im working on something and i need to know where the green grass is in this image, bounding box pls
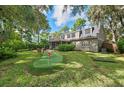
[0,50,124,86]
[28,52,64,75]
[33,52,63,67]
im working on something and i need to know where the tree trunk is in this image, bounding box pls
[20,29,23,40]
[109,18,118,53]
[120,16,124,27]
[111,29,118,53]
[111,30,116,42]
[108,18,117,43]
[38,30,40,44]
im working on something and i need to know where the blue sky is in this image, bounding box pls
[45,6,90,32]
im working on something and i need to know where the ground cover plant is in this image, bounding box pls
[58,44,75,51]
[117,38,124,53]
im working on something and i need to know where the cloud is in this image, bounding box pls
[52,5,88,27]
[52,5,71,26]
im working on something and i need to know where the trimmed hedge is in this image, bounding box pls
[117,38,124,53]
[58,44,75,51]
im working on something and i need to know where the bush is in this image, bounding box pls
[27,42,37,50]
[58,44,75,51]
[27,40,49,50]
[2,40,27,51]
[27,43,43,50]
[117,38,124,53]
[106,48,114,53]
[0,46,17,60]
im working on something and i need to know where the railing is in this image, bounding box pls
[49,35,98,42]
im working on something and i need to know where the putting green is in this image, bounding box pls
[33,51,63,68]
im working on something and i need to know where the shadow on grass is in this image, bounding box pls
[27,64,65,76]
[86,52,124,64]
[83,52,124,86]
[91,57,117,63]
[2,51,124,86]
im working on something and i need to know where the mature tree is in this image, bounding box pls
[0,6,35,43]
[40,31,49,40]
[52,32,61,40]
[0,5,91,45]
[88,5,124,42]
[34,12,50,44]
[0,5,51,45]
[72,18,86,31]
[59,25,69,33]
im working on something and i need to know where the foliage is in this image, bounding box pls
[58,44,75,51]
[40,39,49,48]
[26,42,36,50]
[88,6,124,42]
[50,32,61,40]
[2,40,27,51]
[72,18,86,31]
[39,32,49,48]
[0,5,51,59]
[117,38,124,53]
[27,39,49,50]
[59,25,69,33]
[0,46,16,60]
[106,48,114,53]
[0,5,50,44]
[27,43,41,50]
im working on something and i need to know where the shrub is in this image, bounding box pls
[27,40,49,50]
[0,46,17,60]
[27,42,37,50]
[117,38,124,53]
[106,48,114,53]
[58,44,75,51]
[2,40,27,51]
[27,43,44,50]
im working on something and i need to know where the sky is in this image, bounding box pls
[44,5,90,32]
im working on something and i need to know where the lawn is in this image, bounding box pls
[0,50,124,86]
[28,51,64,75]
[33,51,63,68]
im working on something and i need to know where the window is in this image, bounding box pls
[67,34,70,38]
[85,29,90,34]
[82,42,84,47]
[92,27,94,33]
[84,42,86,46]
[61,34,65,39]
[72,33,75,37]
[49,36,52,40]
[79,31,82,37]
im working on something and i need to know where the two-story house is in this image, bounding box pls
[49,26,105,52]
